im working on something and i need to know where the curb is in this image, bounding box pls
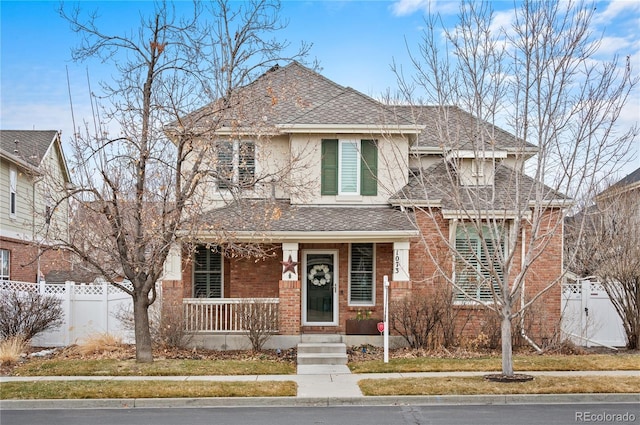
[2,393,639,410]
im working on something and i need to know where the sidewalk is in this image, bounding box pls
[1,367,638,409]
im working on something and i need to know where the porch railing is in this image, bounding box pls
[183,298,279,333]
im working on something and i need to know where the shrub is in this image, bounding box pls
[114,298,191,349]
[390,289,449,350]
[0,290,64,340]
[0,335,28,365]
[76,333,123,356]
[157,299,191,348]
[239,300,278,351]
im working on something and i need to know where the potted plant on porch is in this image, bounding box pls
[345,310,381,335]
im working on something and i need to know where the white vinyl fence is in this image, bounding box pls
[1,280,140,347]
[561,278,627,348]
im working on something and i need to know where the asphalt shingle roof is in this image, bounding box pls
[199,200,417,233]
[0,130,59,167]
[390,162,568,210]
[392,105,536,152]
[171,62,411,133]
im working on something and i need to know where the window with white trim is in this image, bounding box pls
[321,139,377,196]
[216,140,255,190]
[349,243,375,304]
[193,246,223,298]
[339,140,360,194]
[9,165,17,217]
[0,249,9,280]
[454,224,504,302]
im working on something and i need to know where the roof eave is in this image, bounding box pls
[388,198,443,208]
[527,199,574,209]
[0,150,41,175]
[196,230,419,243]
[276,124,425,135]
[442,209,533,220]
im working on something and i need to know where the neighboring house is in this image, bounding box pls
[162,62,566,348]
[0,130,72,283]
[596,166,640,215]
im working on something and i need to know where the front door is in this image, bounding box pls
[303,251,338,326]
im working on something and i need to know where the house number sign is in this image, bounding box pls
[392,242,410,282]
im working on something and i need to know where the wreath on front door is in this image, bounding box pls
[308,264,331,286]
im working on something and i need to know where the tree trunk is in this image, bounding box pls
[501,310,514,376]
[133,294,153,363]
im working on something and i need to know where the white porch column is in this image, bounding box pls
[392,241,410,282]
[281,242,300,281]
[162,243,182,281]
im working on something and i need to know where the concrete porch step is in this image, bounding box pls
[296,340,348,366]
[297,342,346,354]
[300,334,344,343]
[297,352,348,365]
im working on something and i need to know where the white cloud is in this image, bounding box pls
[593,0,640,25]
[391,0,458,17]
[489,8,517,41]
[596,35,635,56]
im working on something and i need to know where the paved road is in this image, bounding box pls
[2,403,638,425]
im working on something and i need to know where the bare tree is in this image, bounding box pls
[567,175,640,349]
[391,1,637,376]
[49,0,310,362]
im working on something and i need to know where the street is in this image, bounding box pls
[2,403,638,425]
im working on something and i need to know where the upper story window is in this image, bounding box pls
[193,245,223,298]
[471,159,485,177]
[9,165,17,218]
[321,139,377,196]
[0,249,9,280]
[216,140,255,190]
[454,224,505,302]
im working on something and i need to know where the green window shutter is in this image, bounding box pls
[321,139,338,195]
[360,139,378,196]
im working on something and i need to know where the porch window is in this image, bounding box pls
[217,140,255,189]
[321,139,377,196]
[0,249,9,280]
[193,246,222,298]
[349,243,375,304]
[454,224,504,302]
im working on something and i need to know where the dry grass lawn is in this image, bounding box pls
[359,376,640,396]
[349,354,640,374]
[1,380,296,399]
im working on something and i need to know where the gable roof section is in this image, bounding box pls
[1,130,57,167]
[168,62,418,136]
[389,162,569,213]
[0,130,71,184]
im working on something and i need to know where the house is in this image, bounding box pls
[161,62,567,349]
[0,130,72,283]
[597,166,640,212]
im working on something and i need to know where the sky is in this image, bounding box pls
[1,0,639,177]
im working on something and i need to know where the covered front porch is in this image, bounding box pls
[162,203,418,348]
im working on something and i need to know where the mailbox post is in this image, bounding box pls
[383,275,389,363]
